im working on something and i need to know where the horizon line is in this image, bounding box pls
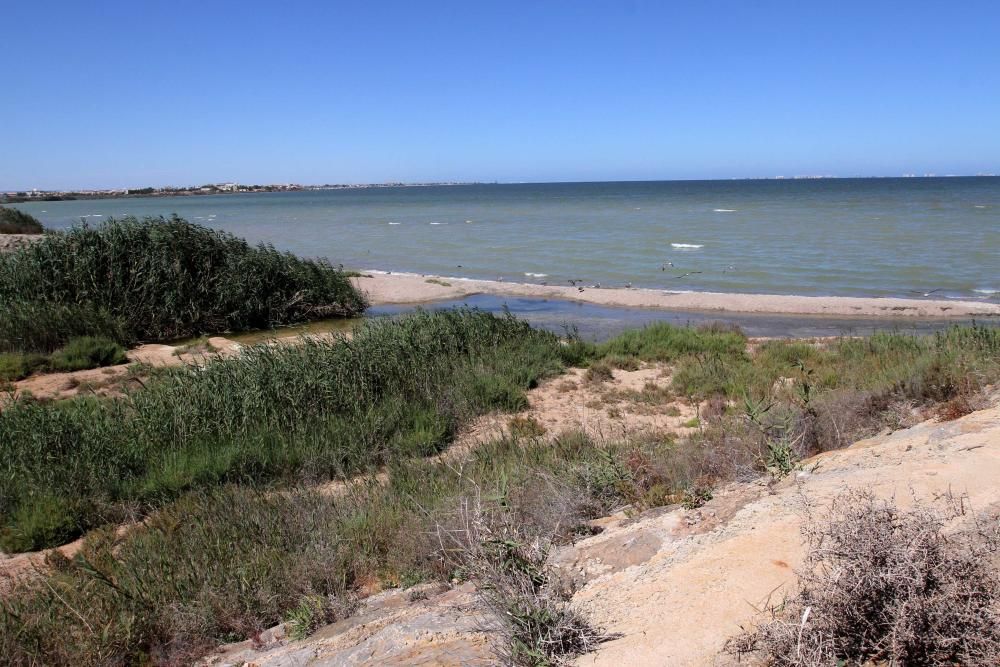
[4,172,999,195]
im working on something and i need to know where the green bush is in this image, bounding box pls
[48,336,127,372]
[0,206,44,234]
[0,215,366,352]
[0,352,49,382]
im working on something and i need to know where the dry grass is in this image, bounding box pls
[435,494,615,666]
[726,489,1000,665]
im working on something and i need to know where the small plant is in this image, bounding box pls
[284,595,327,641]
[681,416,700,428]
[437,498,614,666]
[425,277,452,287]
[509,416,547,438]
[682,484,713,510]
[585,361,614,384]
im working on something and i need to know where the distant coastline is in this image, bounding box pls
[1,181,481,204]
[5,174,998,204]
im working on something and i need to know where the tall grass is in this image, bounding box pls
[0,431,633,666]
[0,215,366,353]
[0,309,567,551]
[0,206,43,234]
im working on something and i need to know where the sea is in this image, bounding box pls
[12,177,999,300]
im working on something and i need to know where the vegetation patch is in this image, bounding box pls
[0,432,649,665]
[0,309,566,551]
[727,490,1000,665]
[0,337,127,382]
[0,215,366,354]
[0,206,44,234]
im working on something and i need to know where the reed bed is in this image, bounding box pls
[0,206,44,235]
[0,215,366,353]
[0,309,566,552]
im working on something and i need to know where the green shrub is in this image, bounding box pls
[48,336,127,372]
[0,215,366,352]
[0,352,48,382]
[0,206,44,234]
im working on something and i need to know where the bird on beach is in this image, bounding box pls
[578,286,585,292]
[722,265,735,273]
[625,281,632,288]
[592,283,601,289]
[909,288,942,297]
[672,271,703,279]
[660,262,674,271]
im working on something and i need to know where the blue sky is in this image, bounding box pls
[3,1,999,189]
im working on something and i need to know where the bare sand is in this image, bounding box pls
[353,272,1000,319]
[0,234,40,253]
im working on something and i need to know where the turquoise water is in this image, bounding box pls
[12,178,999,299]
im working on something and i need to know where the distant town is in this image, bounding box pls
[3,174,997,204]
[0,182,477,203]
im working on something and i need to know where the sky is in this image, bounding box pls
[3,1,999,190]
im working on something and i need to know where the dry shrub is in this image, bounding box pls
[727,489,1000,665]
[585,361,614,384]
[436,495,613,665]
[935,392,988,422]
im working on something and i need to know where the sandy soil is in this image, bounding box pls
[5,337,242,403]
[353,272,1000,318]
[568,395,1000,666]
[0,234,41,253]
[452,364,698,448]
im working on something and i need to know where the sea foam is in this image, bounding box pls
[713,208,736,212]
[671,243,704,249]
[524,272,548,278]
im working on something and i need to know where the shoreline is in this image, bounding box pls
[353,272,1000,319]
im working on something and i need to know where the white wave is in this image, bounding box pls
[465,220,473,223]
[713,208,736,212]
[81,214,104,218]
[524,272,548,278]
[429,222,448,225]
[40,210,46,213]
[387,222,402,225]
[973,288,998,295]
[671,243,704,249]
[974,205,987,209]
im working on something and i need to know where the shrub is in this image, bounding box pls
[0,206,44,234]
[726,490,1000,665]
[48,336,127,372]
[0,215,366,351]
[0,352,48,382]
[435,496,613,665]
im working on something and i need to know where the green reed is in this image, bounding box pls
[0,215,367,353]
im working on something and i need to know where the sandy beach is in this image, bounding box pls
[353,272,1000,319]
